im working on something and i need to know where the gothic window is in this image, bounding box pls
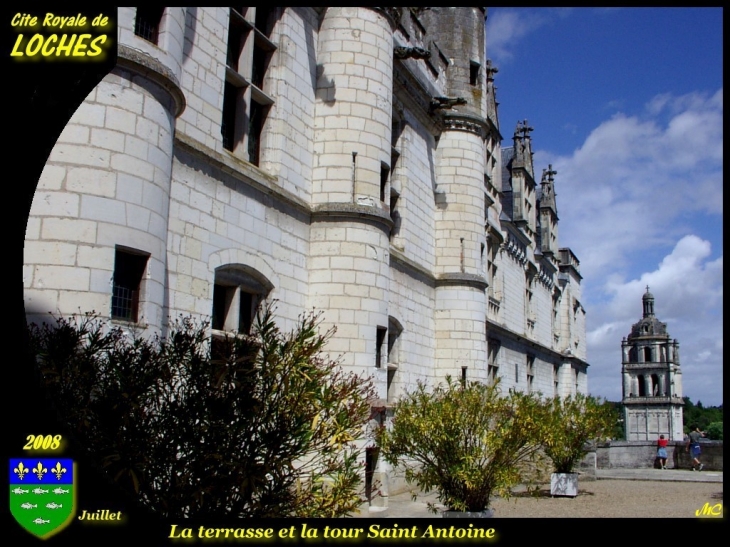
[389,116,404,241]
[111,247,149,322]
[526,354,535,393]
[487,236,500,299]
[222,7,277,165]
[637,374,646,397]
[487,338,500,384]
[553,364,559,396]
[525,272,535,329]
[134,7,164,44]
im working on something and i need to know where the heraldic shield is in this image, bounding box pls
[10,458,75,539]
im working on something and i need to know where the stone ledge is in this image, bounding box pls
[117,45,186,117]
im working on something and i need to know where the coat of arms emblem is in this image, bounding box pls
[10,458,75,539]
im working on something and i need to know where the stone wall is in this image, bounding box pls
[591,440,723,471]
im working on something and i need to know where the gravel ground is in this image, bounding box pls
[358,478,723,519]
[487,480,722,518]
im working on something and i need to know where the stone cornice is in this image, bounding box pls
[390,249,436,287]
[441,113,490,140]
[435,273,488,291]
[174,132,310,216]
[312,202,394,233]
[487,319,590,369]
[117,44,186,117]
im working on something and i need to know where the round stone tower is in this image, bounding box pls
[308,7,397,396]
[24,8,186,334]
[419,7,489,380]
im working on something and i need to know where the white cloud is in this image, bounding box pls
[585,235,723,405]
[534,88,723,281]
[486,9,553,62]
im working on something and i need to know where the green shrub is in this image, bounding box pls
[27,303,375,518]
[705,422,723,440]
[377,378,546,513]
[541,394,616,473]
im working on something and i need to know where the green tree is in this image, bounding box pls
[27,304,375,518]
[541,394,616,473]
[683,397,723,433]
[377,378,546,513]
[705,422,723,440]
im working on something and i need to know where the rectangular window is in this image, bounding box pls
[111,248,149,322]
[380,163,390,203]
[470,60,481,86]
[222,7,277,165]
[527,354,535,393]
[212,285,258,334]
[134,7,165,44]
[487,338,500,385]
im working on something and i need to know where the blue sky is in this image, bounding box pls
[486,8,723,406]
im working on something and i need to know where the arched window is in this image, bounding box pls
[211,264,273,334]
[651,374,660,396]
[628,346,638,363]
[637,375,646,397]
[643,346,653,363]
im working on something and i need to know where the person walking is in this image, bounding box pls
[656,434,669,469]
[686,426,705,471]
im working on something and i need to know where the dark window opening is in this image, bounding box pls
[226,17,246,70]
[222,81,241,152]
[111,248,149,322]
[255,7,274,37]
[387,368,396,402]
[247,100,268,166]
[376,326,387,368]
[251,45,270,89]
[643,346,653,362]
[638,375,646,397]
[134,7,164,44]
[380,164,390,203]
[461,366,467,386]
[469,61,480,86]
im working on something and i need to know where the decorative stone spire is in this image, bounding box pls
[485,59,499,130]
[511,119,535,178]
[539,163,558,214]
[642,285,655,317]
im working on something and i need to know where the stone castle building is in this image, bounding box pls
[23,7,589,492]
[621,288,684,441]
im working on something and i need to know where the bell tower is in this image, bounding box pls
[621,287,684,441]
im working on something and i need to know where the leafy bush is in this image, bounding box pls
[377,378,546,513]
[705,421,723,440]
[27,304,375,518]
[541,394,616,473]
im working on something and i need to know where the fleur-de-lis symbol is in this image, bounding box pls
[52,462,67,480]
[14,462,29,480]
[32,462,48,480]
